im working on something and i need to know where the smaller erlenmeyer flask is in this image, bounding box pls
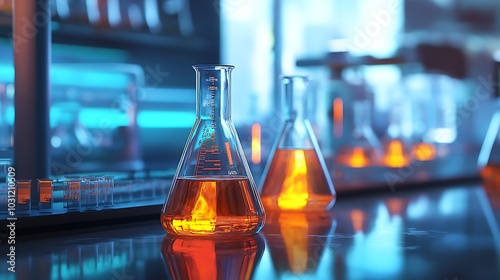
[336,99,382,168]
[380,94,411,168]
[260,76,336,211]
[161,65,265,236]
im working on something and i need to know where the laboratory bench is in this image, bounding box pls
[1,179,499,280]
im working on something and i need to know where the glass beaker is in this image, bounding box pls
[260,76,336,211]
[161,65,265,236]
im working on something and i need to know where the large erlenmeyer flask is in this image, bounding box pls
[260,76,336,211]
[161,65,265,236]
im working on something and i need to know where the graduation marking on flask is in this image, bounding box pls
[225,141,234,168]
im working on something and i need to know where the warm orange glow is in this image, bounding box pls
[351,209,365,233]
[171,239,216,279]
[482,164,500,209]
[279,213,308,273]
[163,236,263,280]
[344,146,369,168]
[333,98,343,138]
[16,181,31,205]
[251,123,261,164]
[386,198,404,217]
[277,150,309,210]
[171,181,216,232]
[383,140,410,167]
[412,142,436,161]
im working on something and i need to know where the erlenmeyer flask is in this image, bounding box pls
[161,65,265,236]
[336,99,382,168]
[260,76,336,211]
[380,94,411,168]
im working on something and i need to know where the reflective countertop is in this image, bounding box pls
[2,181,500,280]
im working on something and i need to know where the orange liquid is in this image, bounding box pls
[260,149,335,211]
[382,139,410,167]
[481,164,500,209]
[337,146,377,168]
[481,164,500,184]
[162,235,264,280]
[412,142,436,161]
[262,211,333,274]
[161,177,265,236]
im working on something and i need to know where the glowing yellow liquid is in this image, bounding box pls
[161,177,265,236]
[260,149,335,211]
[337,146,377,168]
[383,140,410,167]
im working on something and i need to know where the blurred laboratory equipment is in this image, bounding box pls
[262,211,335,277]
[50,63,144,175]
[161,65,265,236]
[161,234,265,280]
[336,88,382,168]
[37,179,54,213]
[0,82,12,150]
[380,85,412,168]
[0,182,6,215]
[260,76,336,211]
[412,44,467,146]
[62,174,114,212]
[16,180,32,214]
[478,106,500,182]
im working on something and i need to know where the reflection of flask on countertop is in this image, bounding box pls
[262,211,335,275]
[260,76,336,212]
[161,65,265,236]
[161,234,265,280]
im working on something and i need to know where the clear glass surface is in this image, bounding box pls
[260,76,336,211]
[161,65,265,236]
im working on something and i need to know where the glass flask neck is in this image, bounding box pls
[194,65,234,121]
[283,76,309,122]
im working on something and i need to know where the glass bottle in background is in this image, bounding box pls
[260,76,336,211]
[161,65,265,236]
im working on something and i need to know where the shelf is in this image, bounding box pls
[0,18,211,51]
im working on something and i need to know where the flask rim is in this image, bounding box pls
[280,75,309,81]
[192,64,235,70]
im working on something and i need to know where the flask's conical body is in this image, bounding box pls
[260,76,336,211]
[161,65,265,236]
